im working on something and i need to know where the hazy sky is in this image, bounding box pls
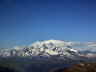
[0,0,96,48]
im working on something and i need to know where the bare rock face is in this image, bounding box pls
[49,63,96,72]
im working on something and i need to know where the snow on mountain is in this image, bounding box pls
[0,40,81,60]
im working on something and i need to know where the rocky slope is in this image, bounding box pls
[49,63,96,72]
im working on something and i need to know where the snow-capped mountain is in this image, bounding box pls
[0,40,80,60]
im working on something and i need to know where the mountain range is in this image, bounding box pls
[0,40,96,61]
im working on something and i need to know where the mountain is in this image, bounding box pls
[0,40,82,60]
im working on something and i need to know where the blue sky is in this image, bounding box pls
[0,0,96,48]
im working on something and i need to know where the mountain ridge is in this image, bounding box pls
[0,40,80,60]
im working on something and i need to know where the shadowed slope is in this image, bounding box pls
[50,63,96,72]
[0,66,15,72]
